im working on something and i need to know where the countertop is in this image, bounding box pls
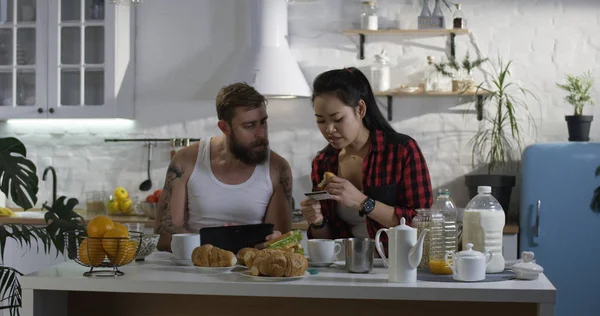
[21,251,555,303]
[0,209,518,233]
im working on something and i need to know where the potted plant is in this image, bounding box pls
[435,51,488,92]
[0,137,84,316]
[464,57,538,214]
[556,71,595,141]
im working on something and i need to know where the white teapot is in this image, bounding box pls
[445,243,492,282]
[375,217,428,283]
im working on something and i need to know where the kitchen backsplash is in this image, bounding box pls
[1,0,599,221]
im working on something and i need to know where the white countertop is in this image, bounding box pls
[21,252,555,304]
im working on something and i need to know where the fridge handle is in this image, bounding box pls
[534,200,541,239]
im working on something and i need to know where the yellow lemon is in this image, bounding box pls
[107,199,120,214]
[113,187,129,201]
[87,215,115,238]
[119,199,133,214]
[102,228,129,258]
[78,238,105,267]
[113,222,130,236]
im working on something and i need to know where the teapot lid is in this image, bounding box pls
[455,243,486,259]
[391,217,413,231]
[512,251,544,274]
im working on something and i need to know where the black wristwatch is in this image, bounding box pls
[310,218,327,229]
[358,197,376,217]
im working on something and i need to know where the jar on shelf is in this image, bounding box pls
[371,49,390,92]
[412,208,435,269]
[360,1,378,31]
[453,3,466,29]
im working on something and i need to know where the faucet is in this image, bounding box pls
[42,166,57,207]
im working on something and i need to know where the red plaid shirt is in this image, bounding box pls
[307,129,433,250]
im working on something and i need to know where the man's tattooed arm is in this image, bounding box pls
[279,161,293,210]
[155,160,189,251]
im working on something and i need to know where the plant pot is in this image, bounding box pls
[464,174,516,214]
[565,115,593,142]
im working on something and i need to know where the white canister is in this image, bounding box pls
[371,50,390,92]
[445,243,492,282]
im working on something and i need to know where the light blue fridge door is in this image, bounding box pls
[520,142,600,316]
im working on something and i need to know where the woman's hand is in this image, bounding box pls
[325,176,367,210]
[300,198,323,225]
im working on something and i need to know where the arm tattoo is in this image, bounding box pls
[157,161,186,235]
[279,163,293,209]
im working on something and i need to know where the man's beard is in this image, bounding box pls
[228,132,269,165]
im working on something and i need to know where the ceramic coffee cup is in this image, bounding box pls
[171,233,200,260]
[334,238,346,261]
[307,239,341,263]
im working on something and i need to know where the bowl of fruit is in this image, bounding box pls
[65,215,143,276]
[140,189,162,219]
[106,187,137,216]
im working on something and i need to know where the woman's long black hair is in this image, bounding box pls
[311,67,397,135]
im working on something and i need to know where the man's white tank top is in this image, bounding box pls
[186,137,273,232]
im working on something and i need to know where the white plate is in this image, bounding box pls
[334,258,387,269]
[194,266,235,274]
[170,258,193,266]
[238,271,310,281]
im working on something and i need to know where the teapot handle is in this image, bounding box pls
[375,228,389,268]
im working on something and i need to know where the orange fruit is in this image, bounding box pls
[87,216,115,238]
[113,222,130,236]
[102,228,129,258]
[78,238,105,267]
[108,240,138,265]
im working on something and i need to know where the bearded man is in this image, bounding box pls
[154,83,293,252]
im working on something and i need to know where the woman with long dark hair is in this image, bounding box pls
[300,67,433,244]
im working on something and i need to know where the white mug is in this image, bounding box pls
[445,243,493,282]
[334,238,346,261]
[171,233,200,260]
[307,239,341,263]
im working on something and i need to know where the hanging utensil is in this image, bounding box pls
[139,143,153,191]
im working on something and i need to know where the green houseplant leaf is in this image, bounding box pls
[0,266,22,315]
[45,196,87,256]
[0,137,38,210]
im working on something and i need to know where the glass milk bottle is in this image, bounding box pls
[371,50,390,92]
[428,189,457,274]
[462,186,505,273]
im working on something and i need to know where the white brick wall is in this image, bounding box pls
[1,0,599,221]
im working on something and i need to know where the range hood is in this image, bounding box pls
[227,0,311,99]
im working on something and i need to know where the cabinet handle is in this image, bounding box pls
[37,108,44,113]
[534,200,541,238]
[49,108,55,114]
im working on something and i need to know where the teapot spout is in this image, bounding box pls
[408,228,429,269]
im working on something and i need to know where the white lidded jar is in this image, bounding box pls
[360,1,378,30]
[462,186,505,273]
[371,50,390,92]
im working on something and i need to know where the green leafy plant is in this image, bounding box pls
[435,52,488,78]
[0,137,85,316]
[556,71,595,116]
[469,57,538,173]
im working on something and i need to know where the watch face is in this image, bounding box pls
[365,198,375,212]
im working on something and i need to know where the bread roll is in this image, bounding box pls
[317,171,336,190]
[237,247,256,266]
[250,250,308,277]
[191,244,237,267]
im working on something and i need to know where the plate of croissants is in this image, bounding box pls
[234,231,309,281]
[191,244,238,273]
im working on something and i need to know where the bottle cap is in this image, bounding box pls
[477,186,491,194]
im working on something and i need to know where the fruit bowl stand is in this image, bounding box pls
[64,230,143,277]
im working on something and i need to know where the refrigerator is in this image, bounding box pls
[520,142,600,316]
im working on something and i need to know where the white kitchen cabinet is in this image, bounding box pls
[0,0,135,119]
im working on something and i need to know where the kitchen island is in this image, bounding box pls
[21,252,555,316]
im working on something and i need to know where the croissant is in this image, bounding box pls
[191,244,237,267]
[244,248,278,268]
[237,247,257,266]
[250,250,308,277]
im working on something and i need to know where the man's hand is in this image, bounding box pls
[254,230,282,249]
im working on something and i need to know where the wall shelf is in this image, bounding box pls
[341,28,470,60]
[374,89,489,121]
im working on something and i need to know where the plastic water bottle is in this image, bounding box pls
[428,189,457,274]
[463,186,506,273]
